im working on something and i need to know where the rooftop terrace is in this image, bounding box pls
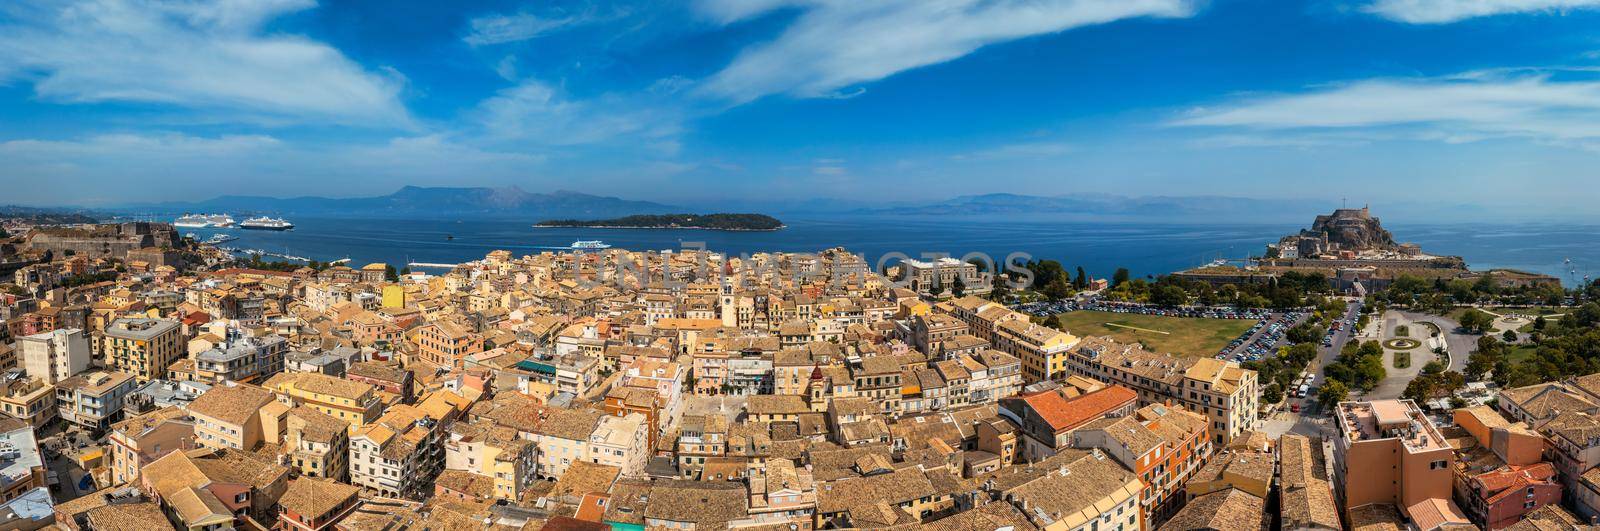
[1337,400,1447,453]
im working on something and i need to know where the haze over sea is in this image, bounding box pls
[180,216,1599,288]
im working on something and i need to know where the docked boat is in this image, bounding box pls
[240,216,295,231]
[174,214,211,228]
[203,234,238,245]
[570,240,611,249]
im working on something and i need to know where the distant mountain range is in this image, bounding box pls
[113,186,679,220]
[76,186,1498,224]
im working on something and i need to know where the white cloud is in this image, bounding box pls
[1173,72,1600,145]
[0,0,410,126]
[476,79,684,148]
[697,0,1196,103]
[1365,0,1600,23]
[464,12,581,46]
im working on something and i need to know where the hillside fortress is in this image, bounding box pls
[1173,207,1557,293]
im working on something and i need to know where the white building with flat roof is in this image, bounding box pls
[18,328,91,385]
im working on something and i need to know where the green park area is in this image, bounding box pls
[1053,310,1255,358]
[1505,344,1539,365]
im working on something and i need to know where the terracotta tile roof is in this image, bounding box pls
[85,501,172,530]
[1503,504,1588,531]
[1348,504,1405,531]
[1279,434,1341,530]
[288,406,348,443]
[1161,488,1264,531]
[640,480,749,526]
[186,383,275,426]
[279,477,360,518]
[1018,385,1136,432]
[266,371,374,400]
[1403,497,1471,531]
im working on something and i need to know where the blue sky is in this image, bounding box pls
[4,0,1600,215]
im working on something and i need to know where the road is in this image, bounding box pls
[1307,299,1362,390]
[1261,299,1360,439]
[1391,310,1477,374]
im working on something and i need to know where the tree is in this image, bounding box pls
[1151,285,1188,307]
[400,266,412,276]
[1458,309,1493,334]
[1112,268,1130,289]
[952,275,966,297]
[0,226,8,239]
[1421,360,1446,375]
[1026,260,1067,291]
[1501,329,1518,343]
[1263,383,1284,405]
[1534,315,1548,330]
[1040,277,1073,301]
[385,264,400,282]
[1073,266,1088,290]
[1467,335,1504,382]
[1318,380,1349,410]
[930,283,946,297]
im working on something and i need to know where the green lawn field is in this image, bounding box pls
[1053,310,1256,358]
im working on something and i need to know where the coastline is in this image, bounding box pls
[532,224,787,232]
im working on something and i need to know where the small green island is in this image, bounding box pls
[534,213,785,231]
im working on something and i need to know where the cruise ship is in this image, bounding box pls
[240,216,295,231]
[174,214,211,228]
[173,213,237,228]
[570,240,611,249]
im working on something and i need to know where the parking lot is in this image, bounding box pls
[1019,297,1305,362]
[1018,298,1274,321]
[1219,310,1307,363]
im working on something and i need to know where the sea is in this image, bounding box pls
[180,216,1600,287]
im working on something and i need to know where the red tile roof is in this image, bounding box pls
[1478,463,1559,504]
[1022,385,1137,432]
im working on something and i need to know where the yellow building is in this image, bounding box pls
[0,377,56,428]
[444,418,536,501]
[382,284,407,308]
[264,372,383,431]
[284,406,350,481]
[186,383,278,451]
[993,319,1078,383]
[101,318,182,383]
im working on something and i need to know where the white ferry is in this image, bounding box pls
[570,240,611,249]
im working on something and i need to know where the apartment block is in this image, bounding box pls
[1065,336,1259,444]
[186,382,278,451]
[101,318,183,383]
[1332,399,1469,528]
[0,377,55,428]
[999,385,1137,462]
[18,328,91,384]
[264,372,383,429]
[193,334,287,384]
[54,370,137,430]
[1072,402,1212,529]
[285,406,351,481]
[107,406,196,486]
